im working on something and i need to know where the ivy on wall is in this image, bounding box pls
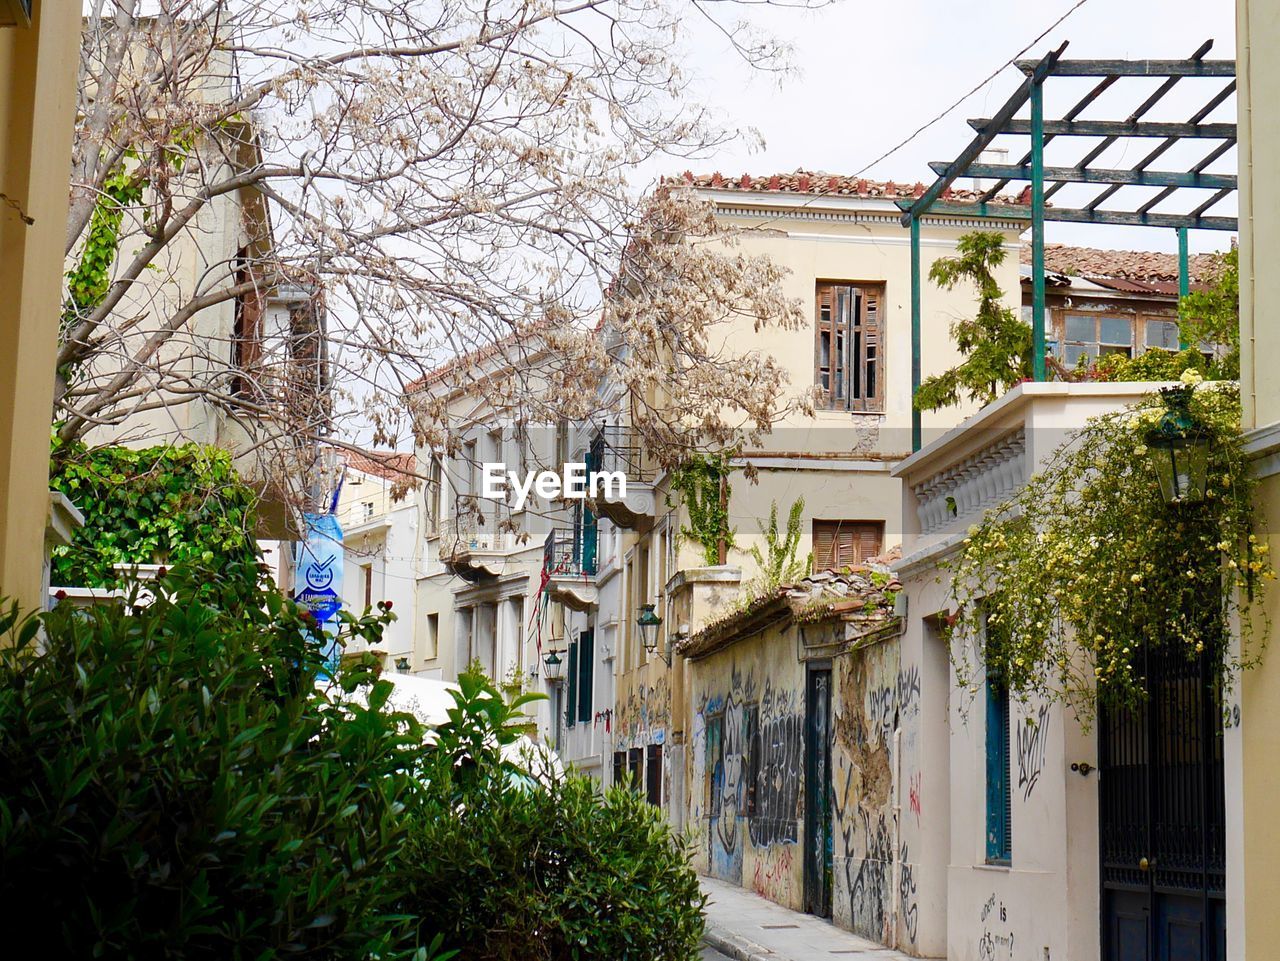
[945,376,1272,720]
[669,453,734,567]
[49,441,260,588]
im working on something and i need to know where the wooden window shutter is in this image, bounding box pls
[815,284,836,408]
[859,288,883,412]
[566,640,578,728]
[816,283,885,411]
[577,629,594,723]
[813,522,836,572]
[812,521,884,571]
[613,750,626,786]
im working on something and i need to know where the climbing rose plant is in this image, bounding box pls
[946,374,1272,719]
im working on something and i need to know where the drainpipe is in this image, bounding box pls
[891,721,902,950]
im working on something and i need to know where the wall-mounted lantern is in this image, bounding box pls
[543,649,565,683]
[637,603,671,665]
[1146,385,1210,505]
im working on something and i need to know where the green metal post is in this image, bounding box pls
[1031,78,1047,381]
[1177,226,1190,349]
[911,215,922,452]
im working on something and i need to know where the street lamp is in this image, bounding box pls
[637,603,670,665]
[1146,384,1210,505]
[394,656,410,673]
[543,649,565,683]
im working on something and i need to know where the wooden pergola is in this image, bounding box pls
[898,40,1238,450]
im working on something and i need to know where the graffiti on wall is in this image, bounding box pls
[832,648,924,948]
[749,678,803,847]
[752,845,795,904]
[1016,703,1051,801]
[898,842,919,945]
[616,672,670,747]
[717,689,746,855]
[978,893,1015,961]
[700,664,806,891]
[862,664,922,748]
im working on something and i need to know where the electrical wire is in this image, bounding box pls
[851,0,1093,177]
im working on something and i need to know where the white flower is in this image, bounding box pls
[1180,368,1205,386]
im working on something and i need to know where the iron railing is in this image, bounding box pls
[589,424,652,484]
[543,527,597,578]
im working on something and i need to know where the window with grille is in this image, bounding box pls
[812,520,883,572]
[646,744,663,806]
[815,283,884,412]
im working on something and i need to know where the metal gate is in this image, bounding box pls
[804,667,833,918]
[1099,643,1226,961]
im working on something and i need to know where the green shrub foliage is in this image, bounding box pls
[48,441,260,588]
[407,670,706,961]
[0,565,706,959]
[0,562,433,960]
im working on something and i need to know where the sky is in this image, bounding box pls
[658,0,1239,254]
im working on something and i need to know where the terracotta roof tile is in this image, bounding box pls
[1024,243,1225,284]
[339,449,416,481]
[671,170,1029,207]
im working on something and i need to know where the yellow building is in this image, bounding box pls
[0,1,80,611]
[1231,2,1280,957]
[607,174,1024,826]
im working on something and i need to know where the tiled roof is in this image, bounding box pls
[340,449,416,481]
[1024,243,1225,284]
[672,170,1030,206]
[677,562,900,659]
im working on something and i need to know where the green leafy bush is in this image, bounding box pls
[405,671,706,961]
[0,562,705,959]
[48,441,260,588]
[0,562,436,960]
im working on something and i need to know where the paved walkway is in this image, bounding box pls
[701,876,929,961]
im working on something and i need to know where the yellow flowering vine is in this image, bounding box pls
[947,380,1271,720]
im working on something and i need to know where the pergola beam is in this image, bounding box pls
[895,199,1236,232]
[898,43,1067,228]
[1014,58,1235,77]
[934,161,1237,191]
[970,119,1235,139]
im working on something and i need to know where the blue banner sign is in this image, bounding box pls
[296,512,344,666]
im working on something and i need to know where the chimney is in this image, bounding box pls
[972,147,1010,194]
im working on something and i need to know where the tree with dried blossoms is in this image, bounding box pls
[62,0,817,509]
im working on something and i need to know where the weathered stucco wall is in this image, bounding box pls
[688,623,807,911]
[831,634,914,946]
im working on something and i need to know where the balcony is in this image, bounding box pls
[437,512,507,581]
[542,527,598,612]
[584,425,656,529]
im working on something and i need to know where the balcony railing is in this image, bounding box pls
[437,512,505,580]
[589,424,653,482]
[544,527,597,578]
[586,425,657,528]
